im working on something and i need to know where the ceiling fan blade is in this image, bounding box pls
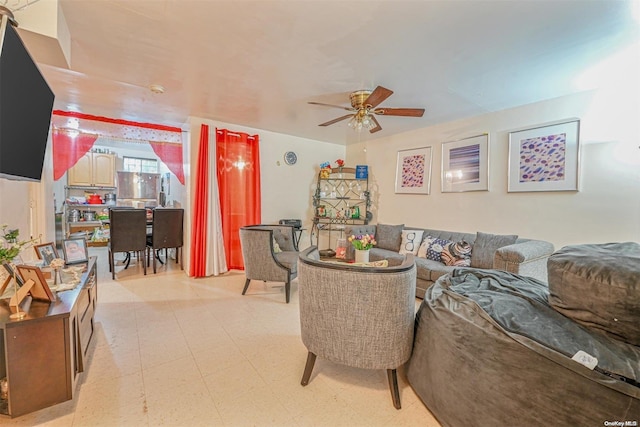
[376,108,425,117]
[319,114,353,127]
[308,101,355,112]
[369,115,382,133]
[364,86,394,108]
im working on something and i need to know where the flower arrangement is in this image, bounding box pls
[335,159,345,168]
[348,234,377,251]
[0,225,33,264]
[50,258,65,270]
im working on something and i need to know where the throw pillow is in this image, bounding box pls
[399,229,424,255]
[375,224,405,252]
[273,229,292,252]
[470,232,518,269]
[441,240,473,267]
[418,236,452,262]
[272,238,282,253]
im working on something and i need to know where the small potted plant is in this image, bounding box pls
[348,233,376,263]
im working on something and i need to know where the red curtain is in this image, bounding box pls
[189,124,210,277]
[52,111,185,184]
[52,129,98,180]
[216,128,261,270]
[149,141,186,185]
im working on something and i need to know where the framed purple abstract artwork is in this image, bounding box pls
[441,133,489,193]
[395,146,432,194]
[508,119,580,192]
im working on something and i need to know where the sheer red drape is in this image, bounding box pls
[148,142,185,185]
[52,129,98,180]
[189,124,210,277]
[216,128,261,270]
[52,111,185,184]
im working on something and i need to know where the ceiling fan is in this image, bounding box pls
[308,86,425,133]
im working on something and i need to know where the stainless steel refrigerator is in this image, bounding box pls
[116,171,160,207]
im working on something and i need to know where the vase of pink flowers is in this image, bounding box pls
[348,233,376,263]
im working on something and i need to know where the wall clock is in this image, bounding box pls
[284,151,297,165]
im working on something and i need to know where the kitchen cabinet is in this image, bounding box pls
[311,167,370,255]
[0,258,97,418]
[67,152,115,187]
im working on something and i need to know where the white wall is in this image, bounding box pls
[0,132,54,263]
[347,88,640,249]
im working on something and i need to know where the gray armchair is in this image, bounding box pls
[239,224,299,303]
[297,246,417,409]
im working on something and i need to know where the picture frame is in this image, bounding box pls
[441,133,489,192]
[395,146,433,194]
[508,119,580,192]
[1,262,24,295]
[2,262,24,286]
[34,242,59,266]
[16,265,55,302]
[62,238,89,264]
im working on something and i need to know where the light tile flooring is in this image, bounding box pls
[2,247,441,427]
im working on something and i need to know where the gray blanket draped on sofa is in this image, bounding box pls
[407,268,640,426]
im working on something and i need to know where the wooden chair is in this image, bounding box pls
[108,208,147,279]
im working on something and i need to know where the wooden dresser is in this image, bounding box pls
[0,257,97,418]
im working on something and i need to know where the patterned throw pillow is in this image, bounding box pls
[399,230,425,255]
[441,241,473,267]
[417,236,453,262]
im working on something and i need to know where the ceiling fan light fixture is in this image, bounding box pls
[310,85,424,133]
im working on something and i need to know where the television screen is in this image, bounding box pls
[0,14,55,181]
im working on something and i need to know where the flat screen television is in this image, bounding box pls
[0,13,55,181]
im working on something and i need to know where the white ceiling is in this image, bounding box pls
[20,0,640,144]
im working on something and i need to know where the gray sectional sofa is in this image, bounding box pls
[346,223,555,298]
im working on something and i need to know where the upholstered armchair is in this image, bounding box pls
[239,224,299,303]
[297,246,417,409]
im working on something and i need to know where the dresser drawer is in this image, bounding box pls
[77,288,90,318]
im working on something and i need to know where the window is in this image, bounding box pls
[123,156,158,173]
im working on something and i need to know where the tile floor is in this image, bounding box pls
[1,248,441,427]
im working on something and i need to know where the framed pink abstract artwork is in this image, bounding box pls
[395,146,432,194]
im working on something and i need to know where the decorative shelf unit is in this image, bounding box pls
[311,167,370,254]
[63,186,116,246]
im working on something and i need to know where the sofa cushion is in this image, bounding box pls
[399,229,424,255]
[414,257,455,282]
[375,224,404,252]
[547,242,640,346]
[442,241,472,267]
[470,232,518,269]
[418,236,452,262]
